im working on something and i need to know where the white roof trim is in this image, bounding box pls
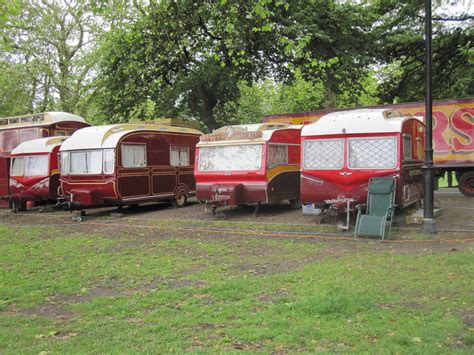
[60,123,202,151]
[11,136,68,154]
[302,109,422,136]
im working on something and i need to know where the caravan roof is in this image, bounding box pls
[302,109,422,136]
[11,136,68,154]
[60,123,202,151]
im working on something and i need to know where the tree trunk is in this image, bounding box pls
[188,91,220,131]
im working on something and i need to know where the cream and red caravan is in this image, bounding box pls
[195,123,301,214]
[9,136,67,211]
[59,123,202,210]
[301,109,425,213]
[0,112,89,207]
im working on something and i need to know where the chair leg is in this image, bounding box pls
[354,211,361,239]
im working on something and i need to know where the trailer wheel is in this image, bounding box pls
[458,172,474,197]
[172,192,188,208]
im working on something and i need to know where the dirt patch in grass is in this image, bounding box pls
[462,310,474,328]
[11,302,75,320]
[147,276,207,290]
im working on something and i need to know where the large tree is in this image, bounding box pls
[96,0,380,130]
[1,0,99,116]
[373,0,473,102]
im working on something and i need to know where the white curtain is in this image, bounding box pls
[61,152,69,174]
[103,149,115,174]
[122,145,146,168]
[70,150,103,174]
[170,146,189,167]
[25,155,49,176]
[11,157,25,176]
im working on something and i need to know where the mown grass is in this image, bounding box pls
[0,224,473,353]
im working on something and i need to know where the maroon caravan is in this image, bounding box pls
[0,112,89,207]
[194,123,301,215]
[58,123,202,212]
[9,137,67,211]
[300,109,425,222]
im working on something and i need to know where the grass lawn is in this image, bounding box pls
[0,223,473,353]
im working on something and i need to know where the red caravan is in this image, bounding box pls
[194,123,301,213]
[0,112,89,207]
[59,123,202,210]
[9,137,67,211]
[301,109,425,211]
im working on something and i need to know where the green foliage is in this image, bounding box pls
[372,0,473,102]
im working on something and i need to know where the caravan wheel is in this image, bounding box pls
[172,192,188,208]
[459,172,474,197]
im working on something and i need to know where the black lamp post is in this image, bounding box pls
[422,0,437,234]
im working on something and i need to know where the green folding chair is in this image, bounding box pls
[354,176,396,241]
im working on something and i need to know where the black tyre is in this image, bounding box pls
[458,171,474,197]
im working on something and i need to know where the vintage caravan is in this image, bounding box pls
[195,123,301,214]
[59,123,202,210]
[0,112,89,207]
[264,97,474,197]
[9,137,67,211]
[301,109,425,216]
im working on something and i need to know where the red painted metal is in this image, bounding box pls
[9,143,63,206]
[0,113,90,207]
[194,126,302,209]
[60,128,201,208]
[301,117,425,211]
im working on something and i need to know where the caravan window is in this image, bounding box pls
[170,146,189,167]
[348,137,397,169]
[25,155,48,176]
[60,152,70,174]
[198,144,263,172]
[70,150,103,174]
[267,145,288,168]
[11,157,25,176]
[11,155,48,176]
[304,139,344,170]
[403,135,412,160]
[103,149,115,174]
[121,144,146,168]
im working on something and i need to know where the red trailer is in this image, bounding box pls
[195,123,301,214]
[264,98,474,196]
[9,137,67,211]
[300,109,425,221]
[0,112,90,207]
[58,123,202,212]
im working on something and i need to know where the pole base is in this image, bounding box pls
[422,218,438,234]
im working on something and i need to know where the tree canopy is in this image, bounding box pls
[0,0,472,129]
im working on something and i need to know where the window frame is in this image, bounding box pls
[303,138,345,170]
[197,144,264,172]
[403,134,412,160]
[68,149,104,175]
[170,145,190,167]
[103,149,115,174]
[121,143,147,168]
[347,136,398,170]
[10,156,25,177]
[24,155,49,177]
[267,144,289,169]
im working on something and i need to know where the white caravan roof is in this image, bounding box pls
[60,123,202,151]
[301,109,423,136]
[11,136,68,155]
